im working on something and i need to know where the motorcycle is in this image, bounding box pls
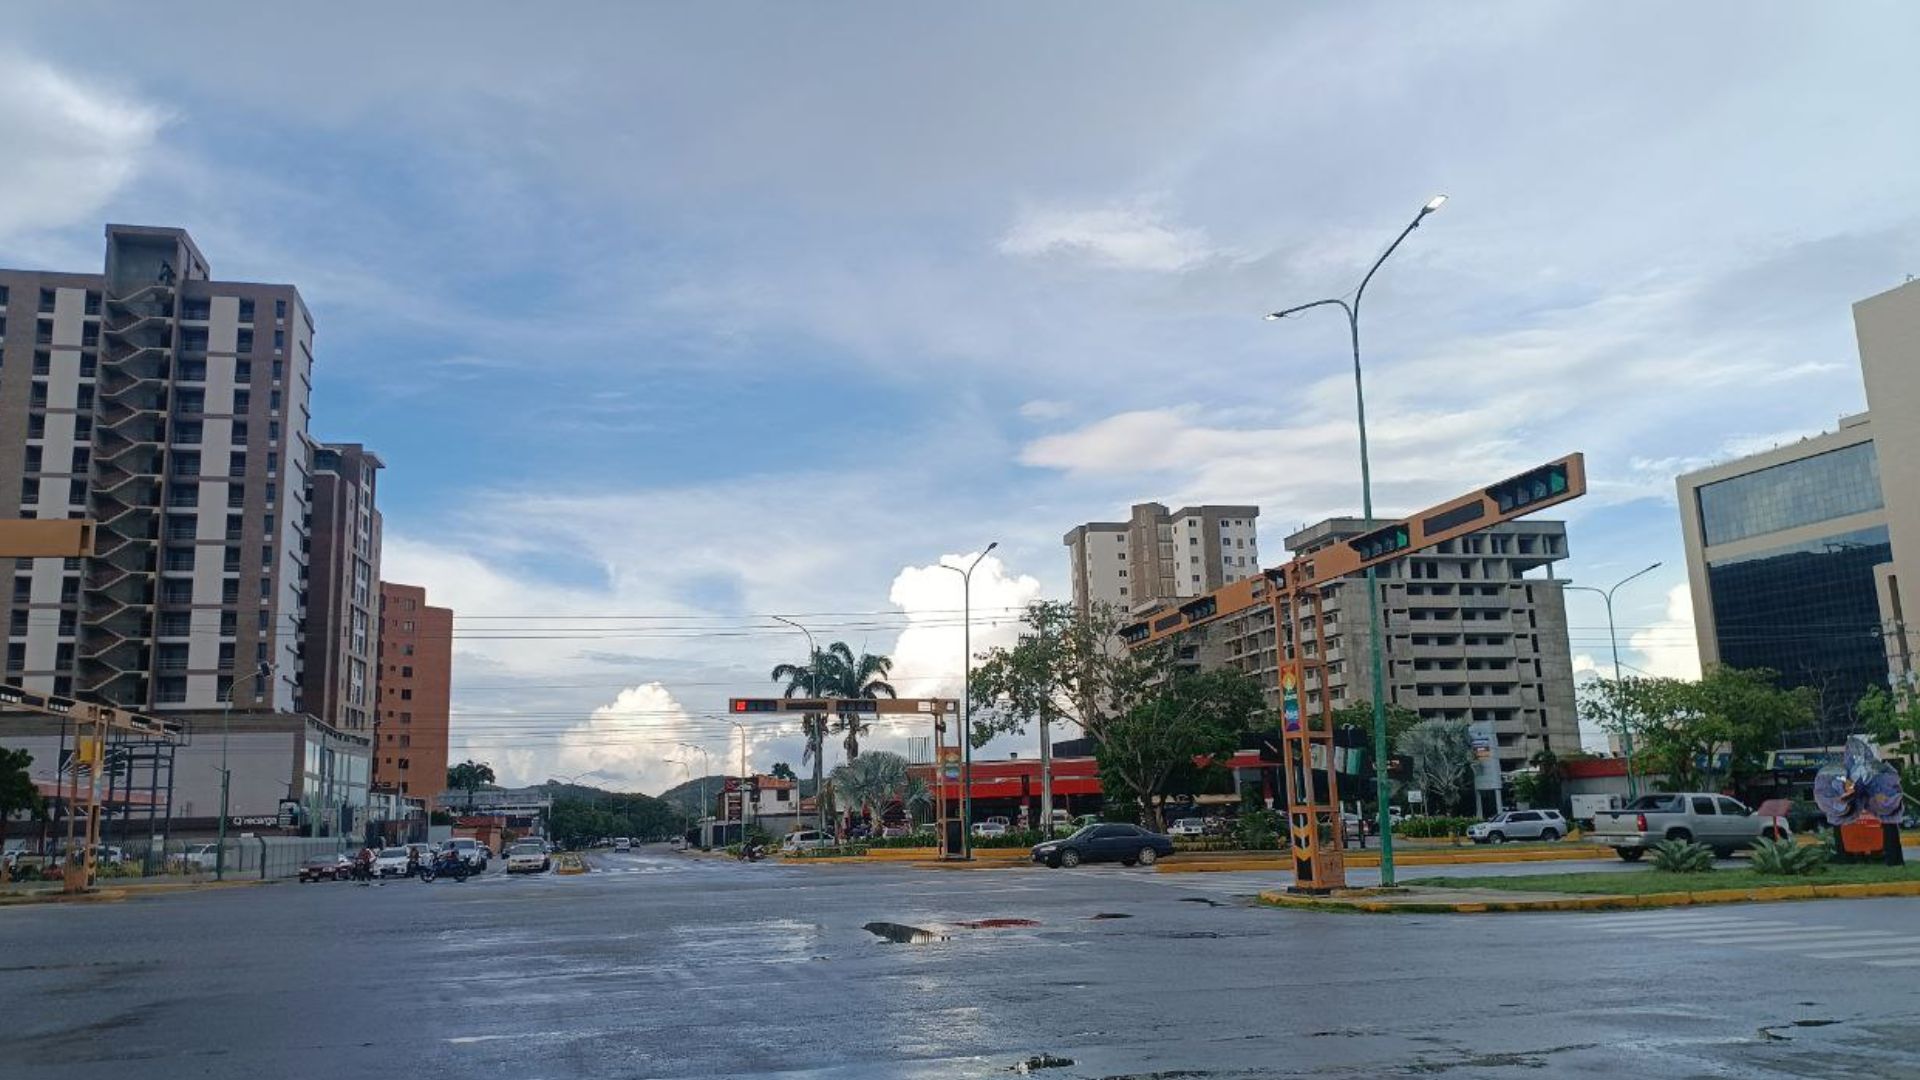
[421,851,469,883]
[735,842,766,863]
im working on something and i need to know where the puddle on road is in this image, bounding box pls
[1178,897,1222,907]
[863,921,950,944]
[956,918,1039,929]
[1088,912,1132,920]
[1011,1053,1074,1073]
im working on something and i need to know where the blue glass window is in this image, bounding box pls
[1705,525,1891,739]
[1696,441,1881,547]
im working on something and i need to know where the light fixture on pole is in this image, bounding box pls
[217,662,275,882]
[728,719,752,835]
[677,741,713,847]
[1264,194,1447,888]
[939,542,997,861]
[1566,562,1662,799]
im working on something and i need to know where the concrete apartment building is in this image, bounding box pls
[1168,517,1580,777]
[1065,503,1260,616]
[374,582,453,807]
[1674,277,1920,739]
[301,443,383,734]
[0,225,374,837]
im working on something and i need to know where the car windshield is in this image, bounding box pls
[380,848,406,857]
[1067,825,1100,840]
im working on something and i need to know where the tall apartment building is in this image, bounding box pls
[1854,280,1920,697]
[301,444,383,733]
[1065,502,1260,617]
[0,225,314,712]
[1169,517,1579,776]
[374,581,452,806]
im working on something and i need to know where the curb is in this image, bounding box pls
[1160,845,1614,874]
[0,887,131,907]
[1255,879,1920,914]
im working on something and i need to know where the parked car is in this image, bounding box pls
[506,843,551,874]
[1588,793,1789,861]
[880,824,911,839]
[1467,810,1570,844]
[298,854,351,882]
[781,830,837,853]
[971,821,1009,839]
[613,837,633,853]
[174,843,220,872]
[441,838,489,872]
[372,847,411,878]
[1031,823,1175,868]
[1168,818,1209,838]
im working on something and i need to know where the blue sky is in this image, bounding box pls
[3,2,1915,791]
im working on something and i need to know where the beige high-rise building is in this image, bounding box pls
[1854,279,1920,695]
[1064,502,1259,617]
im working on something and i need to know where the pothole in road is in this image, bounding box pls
[863,922,949,944]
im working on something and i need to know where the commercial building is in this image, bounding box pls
[1155,516,1580,778]
[1676,414,1888,740]
[1854,280,1920,694]
[301,443,383,734]
[1065,502,1260,617]
[374,582,452,806]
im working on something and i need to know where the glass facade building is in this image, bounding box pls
[1705,525,1892,735]
[1695,441,1882,546]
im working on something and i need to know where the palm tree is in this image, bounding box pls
[901,774,933,825]
[814,642,898,760]
[830,751,910,829]
[771,649,830,827]
[446,760,496,812]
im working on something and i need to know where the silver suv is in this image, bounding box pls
[1467,809,1568,843]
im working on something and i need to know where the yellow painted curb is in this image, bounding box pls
[1256,878,1920,914]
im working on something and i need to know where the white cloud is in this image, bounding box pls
[0,54,167,238]
[1628,583,1702,681]
[884,554,1044,701]
[998,202,1220,272]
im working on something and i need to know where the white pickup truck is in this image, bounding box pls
[1588,793,1789,861]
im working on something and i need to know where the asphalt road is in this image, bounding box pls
[5,846,1919,1079]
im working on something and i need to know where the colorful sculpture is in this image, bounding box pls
[1812,735,1905,825]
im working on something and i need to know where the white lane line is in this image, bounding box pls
[1745,932,1907,951]
[1637,923,1823,939]
[1866,956,1920,968]
[1587,914,1762,928]
[1600,920,1782,934]
[1803,941,1920,960]
[1660,929,1849,945]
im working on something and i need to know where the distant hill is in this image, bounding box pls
[656,775,817,816]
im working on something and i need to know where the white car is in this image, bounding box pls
[971,821,1008,839]
[442,838,489,871]
[505,844,551,874]
[373,847,411,878]
[1468,809,1569,844]
[1168,818,1208,838]
[781,830,837,853]
[613,837,633,853]
[175,843,220,872]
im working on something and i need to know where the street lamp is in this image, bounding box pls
[217,662,274,882]
[678,741,713,848]
[727,719,752,836]
[1265,194,1446,888]
[939,542,997,861]
[771,615,826,832]
[1566,562,1662,799]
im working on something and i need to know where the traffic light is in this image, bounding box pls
[1486,461,1569,514]
[730,698,780,713]
[1347,523,1412,563]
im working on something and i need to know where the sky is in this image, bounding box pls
[2,2,1915,792]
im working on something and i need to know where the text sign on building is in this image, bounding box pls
[1467,721,1501,791]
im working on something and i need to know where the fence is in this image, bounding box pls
[7,836,357,883]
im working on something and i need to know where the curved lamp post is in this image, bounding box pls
[1567,562,1662,799]
[939,542,997,860]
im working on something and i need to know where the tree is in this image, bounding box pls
[768,762,798,782]
[812,642,898,759]
[1095,668,1269,831]
[446,760,496,811]
[1580,667,1815,790]
[970,601,1158,751]
[0,748,42,882]
[1336,700,1424,753]
[771,649,831,824]
[1400,719,1476,815]
[1512,749,1565,810]
[829,751,911,830]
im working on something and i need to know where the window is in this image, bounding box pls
[20,478,39,503]
[31,350,49,375]
[401,665,413,678]
[1691,797,1718,816]
[23,447,41,472]
[233,389,249,413]
[7,611,25,635]
[236,329,254,353]
[401,620,415,632]
[260,577,272,598]
[271,359,283,381]
[10,577,28,603]
[1716,797,1748,816]
[269,390,281,412]
[273,329,285,351]
[5,643,23,671]
[400,689,412,701]
[274,299,287,320]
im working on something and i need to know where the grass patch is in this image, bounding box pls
[1404,863,1920,896]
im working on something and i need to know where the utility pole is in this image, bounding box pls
[1567,562,1661,800]
[771,615,825,833]
[729,719,751,838]
[217,663,274,882]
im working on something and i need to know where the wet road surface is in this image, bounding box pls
[4,846,1918,1078]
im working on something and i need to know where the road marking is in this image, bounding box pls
[1803,941,1920,959]
[1600,919,1788,934]
[1865,956,1920,968]
[1744,932,1906,951]
[1585,914,1761,928]
[1635,923,1823,939]
[1661,929,1852,945]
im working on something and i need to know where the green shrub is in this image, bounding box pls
[1237,809,1281,850]
[1650,838,1715,873]
[1394,816,1479,839]
[1749,835,1828,876]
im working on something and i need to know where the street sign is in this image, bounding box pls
[1407,789,1425,804]
[1281,668,1301,732]
[1467,721,1501,791]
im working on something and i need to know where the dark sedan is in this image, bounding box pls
[1031,823,1174,868]
[298,855,350,882]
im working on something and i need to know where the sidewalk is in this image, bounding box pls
[1257,878,1920,914]
[0,877,269,907]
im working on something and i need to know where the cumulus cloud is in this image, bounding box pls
[461,682,706,795]
[1629,583,1703,681]
[0,54,167,238]
[884,554,1045,701]
[998,202,1220,272]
